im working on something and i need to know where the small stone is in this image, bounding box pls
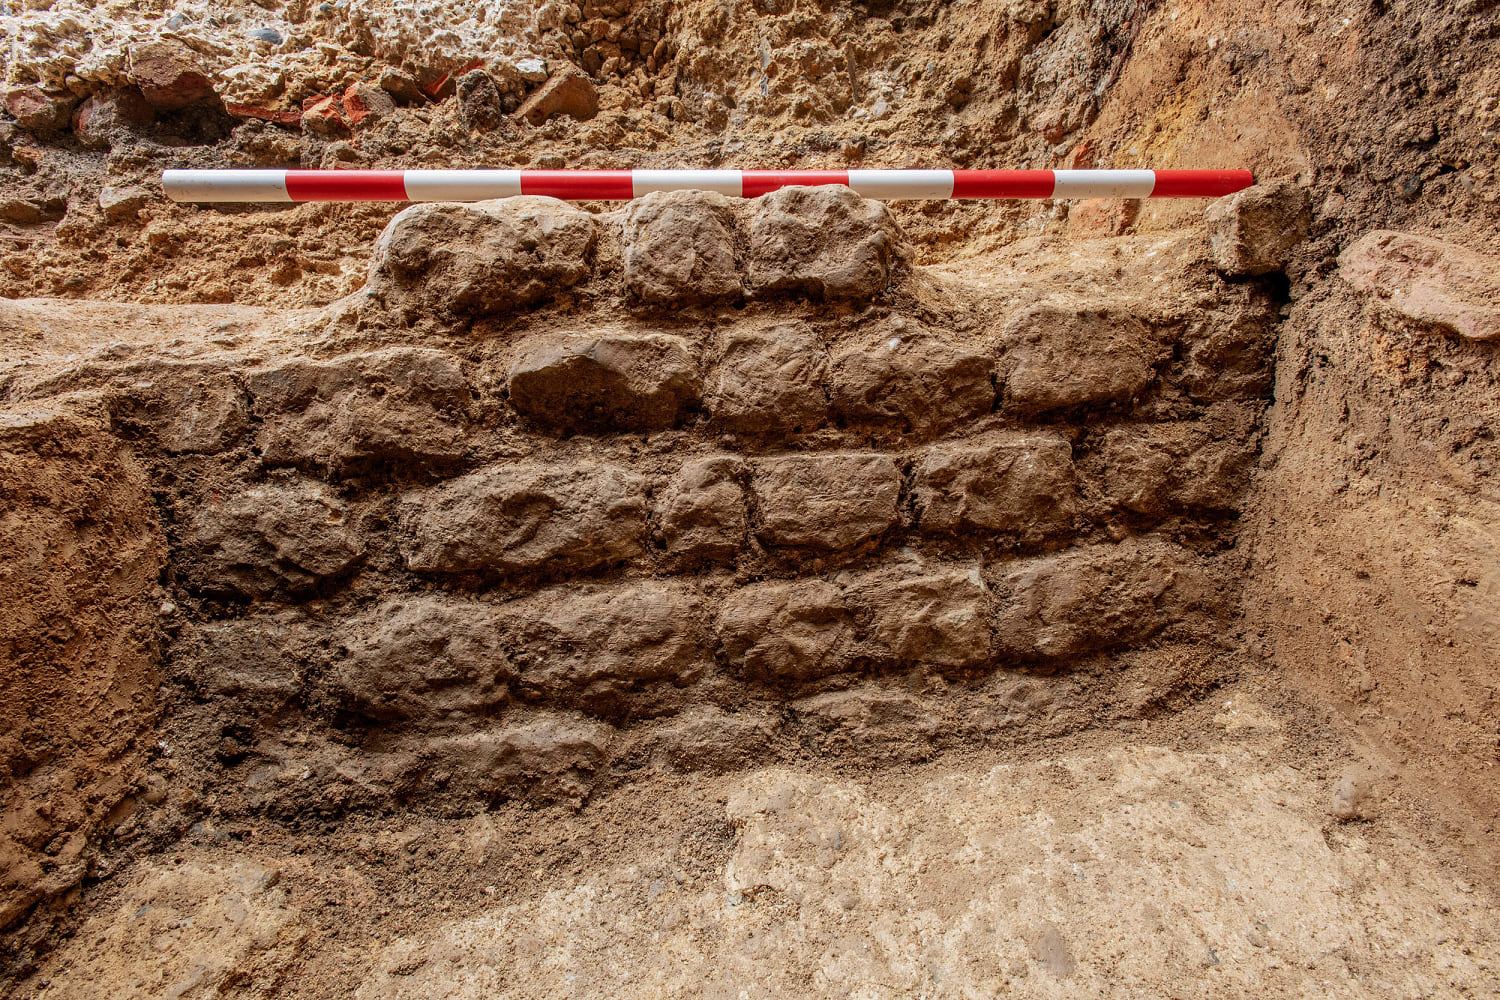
[752,453,901,551]
[456,69,505,131]
[1098,409,1259,516]
[0,197,64,225]
[377,67,423,103]
[515,66,599,125]
[512,581,709,700]
[1339,229,1500,341]
[507,332,701,433]
[103,360,249,454]
[129,40,216,110]
[342,82,395,126]
[247,347,470,476]
[1204,181,1311,275]
[853,567,992,669]
[72,88,153,150]
[1329,766,1378,822]
[514,57,549,83]
[717,579,865,681]
[828,323,994,437]
[166,12,189,29]
[331,596,512,721]
[245,27,283,46]
[98,184,151,222]
[990,538,1215,662]
[300,94,348,136]
[4,86,77,133]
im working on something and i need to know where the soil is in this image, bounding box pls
[3,0,1500,996]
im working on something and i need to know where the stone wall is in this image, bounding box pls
[4,188,1280,818]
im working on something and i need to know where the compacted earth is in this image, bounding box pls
[3,0,1500,997]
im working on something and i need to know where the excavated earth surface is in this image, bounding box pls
[3,0,1500,997]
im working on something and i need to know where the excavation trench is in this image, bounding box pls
[4,181,1500,996]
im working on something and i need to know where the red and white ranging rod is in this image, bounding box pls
[162,168,1253,203]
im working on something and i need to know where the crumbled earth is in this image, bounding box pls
[4,0,1500,996]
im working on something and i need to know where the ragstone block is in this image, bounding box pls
[507,332,700,433]
[399,464,649,576]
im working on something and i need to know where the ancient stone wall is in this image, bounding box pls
[4,188,1280,820]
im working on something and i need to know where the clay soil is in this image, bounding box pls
[3,0,1500,997]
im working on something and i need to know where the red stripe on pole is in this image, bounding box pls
[741,170,849,197]
[520,171,635,199]
[950,170,1056,198]
[284,169,409,201]
[1148,169,1254,198]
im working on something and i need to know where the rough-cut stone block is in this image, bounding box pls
[998,304,1169,415]
[180,479,364,597]
[623,190,742,304]
[990,538,1216,662]
[717,579,865,681]
[853,566,992,669]
[331,596,513,721]
[633,706,777,773]
[793,687,941,742]
[916,432,1078,539]
[1205,182,1310,276]
[829,323,994,436]
[104,361,249,454]
[421,713,613,801]
[654,455,747,564]
[747,186,904,300]
[512,582,709,698]
[366,197,596,319]
[707,326,828,436]
[1173,289,1278,402]
[399,464,648,576]
[507,333,700,433]
[248,348,469,474]
[1100,410,1259,516]
[1339,229,1500,341]
[753,453,901,550]
[128,40,216,110]
[173,615,309,713]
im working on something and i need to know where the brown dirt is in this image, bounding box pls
[4,0,1500,996]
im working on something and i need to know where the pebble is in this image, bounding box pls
[166,12,188,29]
[515,57,549,83]
[246,27,283,45]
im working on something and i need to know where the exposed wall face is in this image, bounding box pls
[1249,268,1500,872]
[0,190,1281,838]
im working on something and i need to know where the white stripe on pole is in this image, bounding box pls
[162,169,291,203]
[403,169,523,201]
[632,169,744,197]
[1051,169,1157,199]
[848,169,955,199]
